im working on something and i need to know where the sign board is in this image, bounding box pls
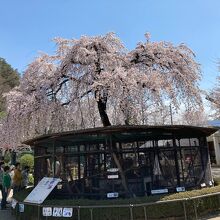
[107,168,119,172]
[53,207,63,217]
[43,207,52,216]
[24,177,61,204]
[62,208,73,217]
[176,187,185,192]
[151,189,168,194]
[107,174,119,179]
[19,203,24,212]
[201,183,206,187]
[107,192,119,198]
[43,207,73,217]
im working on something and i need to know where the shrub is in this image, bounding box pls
[20,154,34,169]
[4,151,11,163]
[28,173,34,185]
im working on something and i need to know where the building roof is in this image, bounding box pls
[23,125,218,147]
[208,120,220,127]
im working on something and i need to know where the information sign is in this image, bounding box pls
[151,189,168,194]
[53,207,63,217]
[107,168,119,172]
[107,174,119,179]
[24,177,61,204]
[43,207,52,216]
[107,192,119,198]
[176,187,185,192]
[63,208,73,217]
[201,183,206,187]
[19,203,24,212]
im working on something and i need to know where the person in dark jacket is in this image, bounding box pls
[0,162,4,201]
[1,166,11,210]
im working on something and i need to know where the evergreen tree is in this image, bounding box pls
[0,58,20,112]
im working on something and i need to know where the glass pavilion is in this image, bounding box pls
[24,125,217,199]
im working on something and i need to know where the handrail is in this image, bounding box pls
[20,190,220,208]
[14,191,220,220]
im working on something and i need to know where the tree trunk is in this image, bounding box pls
[97,99,111,126]
[96,96,132,197]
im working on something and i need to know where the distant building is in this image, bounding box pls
[207,120,220,166]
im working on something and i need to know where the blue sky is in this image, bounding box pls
[1,0,220,90]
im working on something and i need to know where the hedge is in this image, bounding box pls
[19,154,34,169]
[12,184,220,220]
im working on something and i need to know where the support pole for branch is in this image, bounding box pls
[143,206,147,220]
[182,201,187,220]
[129,205,134,220]
[193,200,198,220]
[77,206,81,220]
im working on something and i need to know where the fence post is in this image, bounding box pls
[77,206,80,220]
[193,199,198,220]
[218,194,220,208]
[37,205,40,220]
[143,206,147,220]
[90,208,93,220]
[129,204,134,220]
[16,203,18,220]
[182,200,187,220]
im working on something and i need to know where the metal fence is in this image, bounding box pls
[14,192,220,220]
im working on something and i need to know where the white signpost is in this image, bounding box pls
[42,207,53,216]
[107,192,119,198]
[107,174,119,179]
[53,207,63,217]
[107,168,119,172]
[24,177,61,204]
[176,187,186,192]
[151,189,168,194]
[107,168,119,179]
[19,203,24,212]
[62,208,73,217]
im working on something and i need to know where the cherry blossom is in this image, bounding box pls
[0,33,203,149]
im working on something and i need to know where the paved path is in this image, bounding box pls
[0,209,16,220]
[0,190,15,219]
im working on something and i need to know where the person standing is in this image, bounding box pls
[13,162,22,193]
[0,162,4,199]
[10,165,15,180]
[11,150,16,166]
[21,166,30,189]
[1,166,11,210]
